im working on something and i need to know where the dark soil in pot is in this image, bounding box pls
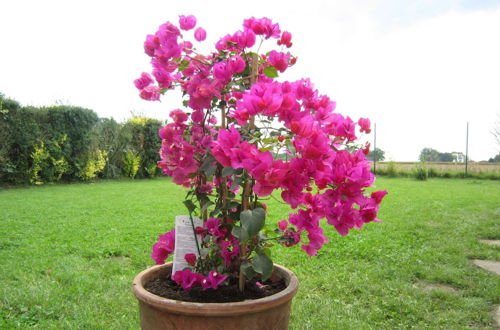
[144,276,287,303]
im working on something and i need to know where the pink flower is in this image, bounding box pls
[152,68,173,89]
[278,220,288,231]
[139,85,160,101]
[191,110,204,123]
[144,34,159,57]
[169,109,188,124]
[234,29,256,49]
[172,269,203,290]
[184,253,197,266]
[184,75,221,110]
[362,142,370,155]
[205,217,223,238]
[198,182,213,194]
[243,17,281,39]
[219,239,239,265]
[227,55,246,74]
[301,228,328,256]
[211,126,242,167]
[194,27,207,41]
[181,41,193,52]
[134,72,154,90]
[278,31,292,48]
[179,15,197,31]
[151,229,175,264]
[283,228,301,247]
[268,51,290,73]
[290,116,314,138]
[213,61,232,81]
[358,118,371,133]
[371,190,388,204]
[201,271,228,290]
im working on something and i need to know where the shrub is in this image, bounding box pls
[29,139,69,184]
[122,150,141,178]
[386,161,398,177]
[441,171,452,178]
[121,117,162,178]
[0,93,167,184]
[0,101,41,184]
[78,150,108,181]
[45,105,99,180]
[414,164,428,181]
[144,162,159,178]
[90,118,123,179]
[427,167,439,178]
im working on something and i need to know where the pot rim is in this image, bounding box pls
[132,262,299,317]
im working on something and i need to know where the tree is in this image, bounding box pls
[488,152,500,163]
[451,152,465,163]
[367,148,385,162]
[419,148,440,162]
[438,152,454,162]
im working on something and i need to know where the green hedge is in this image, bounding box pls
[0,93,164,185]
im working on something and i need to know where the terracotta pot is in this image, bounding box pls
[132,262,299,330]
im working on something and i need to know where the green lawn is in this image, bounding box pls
[1,178,499,329]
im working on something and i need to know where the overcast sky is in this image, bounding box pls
[1,0,499,161]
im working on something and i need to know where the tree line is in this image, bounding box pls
[0,93,164,185]
[418,148,466,163]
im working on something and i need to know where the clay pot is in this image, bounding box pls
[132,262,299,330]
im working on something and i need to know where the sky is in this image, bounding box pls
[1,0,499,161]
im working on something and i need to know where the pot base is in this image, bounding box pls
[133,263,299,330]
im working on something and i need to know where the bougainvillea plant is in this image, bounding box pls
[135,15,387,292]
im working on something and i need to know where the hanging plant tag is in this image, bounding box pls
[172,215,203,274]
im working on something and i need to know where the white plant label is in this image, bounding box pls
[172,215,203,274]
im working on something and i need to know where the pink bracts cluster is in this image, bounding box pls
[138,15,387,291]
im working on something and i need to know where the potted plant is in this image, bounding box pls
[132,15,387,329]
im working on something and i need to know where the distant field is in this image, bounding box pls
[375,161,500,174]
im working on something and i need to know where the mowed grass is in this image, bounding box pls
[0,178,499,329]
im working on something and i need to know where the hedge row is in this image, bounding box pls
[0,94,164,185]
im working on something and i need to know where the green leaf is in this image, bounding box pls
[240,208,265,237]
[251,254,273,281]
[230,176,243,191]
[210,206,221,218]
[200,157,216,177]
[222,167,235,177]
[201,200,214,212]
[270,131,280,137]
[265,228,280,237]
[285,140,296,154]
[262,247,272,258]
[232,226,249,243]
[241,262,257,280]
[183,200,197,214]
[263,66,279,78]
[178,59,190,71]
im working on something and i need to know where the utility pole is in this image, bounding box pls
[373,123,377,174]
[465,122,469,176]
